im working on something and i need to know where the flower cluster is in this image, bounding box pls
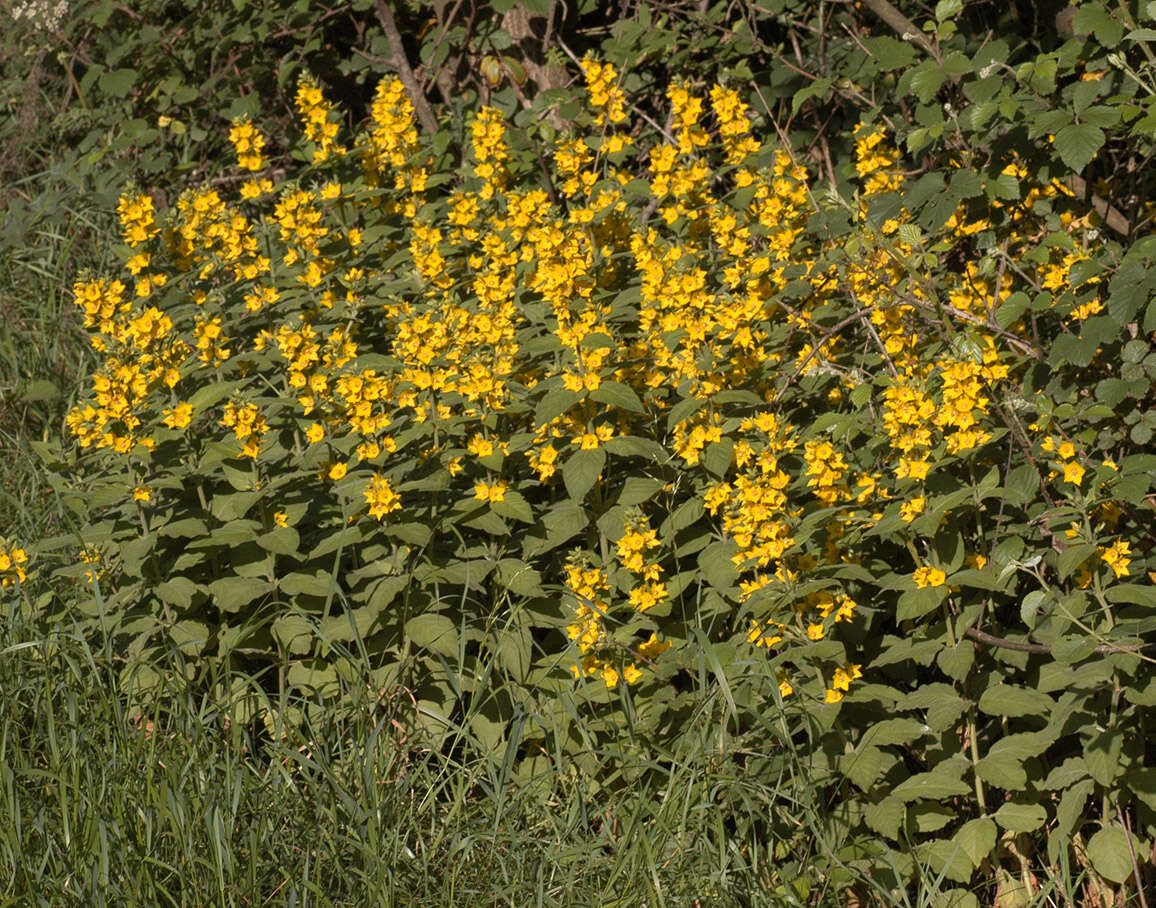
[0,543,29,587]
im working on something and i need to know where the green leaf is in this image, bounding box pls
[1073,2,1125,45]
[280,570,336,598]
[406,613,458,658]
[1057,543,1097,581]
[1084,728,1124,786]
[617,476,666,506]
[169,619,209,655]
[892,765,970,802]
[491,490,534,524]
[210,576,273,612]
[698,541,739,592]
[258,526,300,556]
[100,68,137,97]
[272,613,313,655]
[1055,123,1105,173]
[978,684,1052,719]
[1052,634,1097,663]
[156,577,200,609]
[701,437,733,478]
[496,558,542,597]
[366,575,408,614]
[535,388,579,427]
[994,802,1047,833]
[604,435,668,461]
[976,732,1049,791]
[591,380,645,413]
[563,448,606,502]
[1086,827,1134,884]
[1056,778,1094,841]
[953,817,997,868]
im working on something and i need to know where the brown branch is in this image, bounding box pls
[859,0,941,62]
[374,0,439,136]
[964,626,1154,655]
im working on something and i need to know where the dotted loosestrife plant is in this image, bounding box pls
[34,53,1156,896]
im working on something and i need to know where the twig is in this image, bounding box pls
[859,0,941,62]
[964,626,1154,655]
[374,0,439,136]
[1118,803,1150,908]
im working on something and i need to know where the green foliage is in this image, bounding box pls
[5,1,1156,903]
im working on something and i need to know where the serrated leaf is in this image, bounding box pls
[1055,123,1105,173]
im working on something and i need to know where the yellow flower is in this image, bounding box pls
[161,402,193,429]
[474,479,508,503]
[638,633,671,660]
[1062,461,1085,486]
[273,511,289,528]
[305,422,325,444]
[913,566,947,588]
[133,485,152,502]
[328,462,348,481]
[1100,541,1132,578]
[622,664,643,685]
[899,495,926,522]
[364,474,402,519]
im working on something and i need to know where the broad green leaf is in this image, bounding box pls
[169,619,210,655]
[99,68,137,97]
[1084,728,1124,786]
[1086,827,1134,884]
[563,448,606,502]
[976,732,1049,791]
[892,766,970,802]
[156,577,200,608]
[978,683,1052,719]
[1055,123,1105,173]
[280,570,336,598]
[272,613,313,655]
[258,526,300,556]
[406,613,458,658]
[617,476,666,506]
[591,380,645,413]
[953,817,996,868]
[497,558,542,597]
[698,541,739,592]
[1052,634,1096,663]
[994,802,1047,833]
[491,490,534,524]
[535,388,579,426]
[209,576,272,612]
